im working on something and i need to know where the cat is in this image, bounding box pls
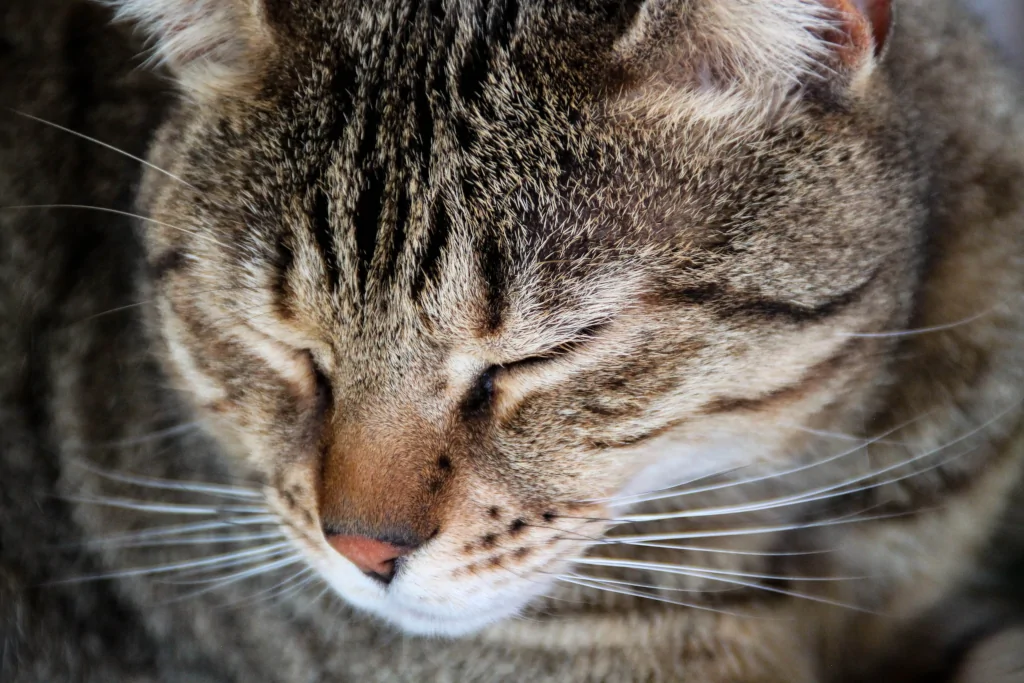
[2,0,1024,681]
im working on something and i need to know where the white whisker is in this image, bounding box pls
[62,494,268,516]
[784,424,906,445]
[837,309,991,339]
[556,575,765,619]
[605,508,922,543]
[220,567,317,608]
[158,554,304,604]
[7,109,199,191]
[610,416,924,508]
[70,458,263,499]
[613,401,1017,524]
[582,465,746,506]
[571,559,875,612]
[1,205,232,250]
[159,547,296,582]
[47,541,292,585]
[563,573,742,594]
[61,517,279,548]
[74,423,202,448]
[574,557,862,583]
[90,531,286,550]
[599,541,833,557]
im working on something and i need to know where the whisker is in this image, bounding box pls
[69,458,264,499]
[596,541,833,557]
[573,557,863,583]
[783,424,907,445]
[608,416,925,508]
[73,422,201,448]
[6,109,199,191]
[156,554,304,604]
[60,494,269,516]
[571,558,875,612]
[604,508,924,543]
[159,547,296,582]
[612,401,1018,524]
[80,300,154,321]
[559,572,742,594]
[524,523,606,544]
[1,205,232,250]
[837,309,992,339]
[583,465,747,506]
[88,531,286,550]
[77,284,268,324]
[219,566,317,608]
[46,541,293,585]
[56,517,279,548]
[556,575,766,619]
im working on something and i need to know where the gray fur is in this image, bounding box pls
[2,0,1024,681]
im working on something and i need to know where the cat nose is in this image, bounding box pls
[325,533,415,584]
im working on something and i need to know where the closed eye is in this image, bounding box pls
[462,322,610,417]
[502,321,609,372]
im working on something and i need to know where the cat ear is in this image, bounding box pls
[102,0,274,96]
[615,0,894,108]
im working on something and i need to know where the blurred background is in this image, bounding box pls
[966,0,1024,74]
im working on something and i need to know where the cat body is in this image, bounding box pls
[2,0,1024,681]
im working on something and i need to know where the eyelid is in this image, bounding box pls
[501,321,609,371]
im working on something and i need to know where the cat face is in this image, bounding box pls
[130,0,918,635]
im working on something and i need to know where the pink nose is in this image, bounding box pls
[326,534,410,582]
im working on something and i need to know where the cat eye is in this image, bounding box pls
[501,322,609,372]
[461,323,609,415]
[462,366,498,416]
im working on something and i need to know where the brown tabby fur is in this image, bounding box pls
[2,0,1024,681]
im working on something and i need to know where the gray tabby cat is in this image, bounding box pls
[2,0,1024,681]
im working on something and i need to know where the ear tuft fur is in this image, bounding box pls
[614,0,893,128]
[101,0,272,97]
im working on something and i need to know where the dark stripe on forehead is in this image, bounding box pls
[382,0,432,285]
[459,3,492,104]
[414,49,435,168]
[488,0,520,47]
[478,233,507,332]
[411,201,453,300]
[352,58,383,298]
[380,186,411,285]
[300,59,355,293]
[327,62,357,145]
[352,0,429,299]
[311,186,342,292]
[354,165,386,299]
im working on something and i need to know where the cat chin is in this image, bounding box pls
[314,558,538,638]
[379,606,511,638]
[344,588,524,638]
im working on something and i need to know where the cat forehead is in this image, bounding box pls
[159,0,902,348]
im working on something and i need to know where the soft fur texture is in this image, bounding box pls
[2,0,1024,681]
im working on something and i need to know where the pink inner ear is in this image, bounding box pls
[850,0,893,56]
[826,0,893,66]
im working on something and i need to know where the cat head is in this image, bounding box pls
[122,0,919,636]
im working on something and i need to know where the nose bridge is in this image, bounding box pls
[318,405,454,545]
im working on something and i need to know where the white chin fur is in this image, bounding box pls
[313,555,545,638]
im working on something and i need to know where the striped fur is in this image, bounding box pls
[3,0,1024,680]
